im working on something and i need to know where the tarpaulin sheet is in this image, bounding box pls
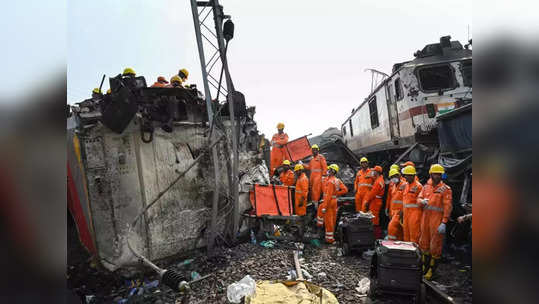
[285,136,312,162]
[251,184,293,216]
[247,280,339,304]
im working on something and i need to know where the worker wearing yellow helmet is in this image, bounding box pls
[270,122,289,176]
[106,89,111,94]
[178,68,189,81]
[167,75,183,88]
[354,156,374,212]
[294,164,309,216]
[91,88,102,98]
[320,164,348,243]
[401,164,423,246]
[122,67,136,77]
[279,160,295,186]
[386,168,406,241]
[303,143,327,204]
[418,164,452,280]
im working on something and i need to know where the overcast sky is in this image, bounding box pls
[67,0,472,140]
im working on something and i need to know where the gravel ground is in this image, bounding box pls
[68,219,471,303]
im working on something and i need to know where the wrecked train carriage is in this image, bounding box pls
[67,81,264,271]
[341,36,472,174]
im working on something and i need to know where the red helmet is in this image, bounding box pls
[373,165,383,173]
[157,76,169,83]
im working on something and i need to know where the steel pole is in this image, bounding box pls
[212,0,240,241]
[190,0,220,254]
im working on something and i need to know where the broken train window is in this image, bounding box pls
[368,96,379,129]
[416,64,457,92]
[394,78,403,101]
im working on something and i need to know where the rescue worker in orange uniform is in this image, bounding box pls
[294,164,309,216]
[401,161,419,183]
[270,123,289,176]
[320,164,348,243]
[303,144,327,204]
[151,76,169,87]
[402,165,424,244]
[316,170,330,227]
[362,165,385,239]
[418,164,452,280]
[386,168,406,241]
[354,157,374,212]
[385,164,401,213]
[279,160,295,186]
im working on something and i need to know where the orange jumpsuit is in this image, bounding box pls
[303,154,327,203]
[354,168,374,212]
[279,169,295,187]
[386,180,406,240]
[402,180,424,244]
[322,176,348,243]
[270,133,289,175]
[362,175,385,226]
[151,82,166,88]
[316,175,330,227]
[418,181,453,258]
[387,212,404,241]
[294,173,309,216]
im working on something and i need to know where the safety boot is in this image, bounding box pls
[422,253,431,275]
[424,256,439,280]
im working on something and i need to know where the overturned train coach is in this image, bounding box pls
[341,36,472,257]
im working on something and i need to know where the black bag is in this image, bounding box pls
[339,212,374,254]
[370,240,423,296]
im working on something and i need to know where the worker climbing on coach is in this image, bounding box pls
[402,165,423,244]
[122,67,136,78]
[279,160,295,186]
[386,168,406,241]
[303,144,327,205]
[270,123,289,175]
[294,164,309,216]
[166,75,183,88]
[178,68,189,82]
[354,157,374,212]
[362,165,385,239]
[321,164,348,244]
[419,164,452,280]
[151,76,169,88]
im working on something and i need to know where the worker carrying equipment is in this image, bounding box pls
[419,164,452,280]
[294,164,309,216]
[354,157,373,212]
[402,165,423,244]
[122,67,136,76]
[303,143,327,204]
[362,165,384,239]
[270,123,289,176]
[151,76,169,87]
[279,160,295,186]
[321,164,348,243]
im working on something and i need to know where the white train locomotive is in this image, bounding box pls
[341,36,472,168]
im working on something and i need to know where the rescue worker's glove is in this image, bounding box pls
[437,223,446,234]
[321,208,326,214]
[385,209,389,217]
[420,198,429,206]
[298,198,304,207]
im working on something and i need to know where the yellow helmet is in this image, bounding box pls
[389,168,400,177]
[360,157,368,163]
[429,164,445,174]
[106,89,111,94]
[294,164,304,171]
[282,160,291,166]
[170,75,182,84]
[311,144,319,150]
[390,164,399,171]
[402,165,416,175]
[328,164,339,173]
[92,88,101,94]
[179,68,189,79]
[277,122,285,129]
[122,67,136,76]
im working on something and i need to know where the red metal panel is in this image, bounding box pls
[67,163,96,254]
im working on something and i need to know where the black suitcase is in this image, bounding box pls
[338,212,375,255]
[369,239,425,303]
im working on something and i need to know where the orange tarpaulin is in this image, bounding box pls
[285,136,312,162]
[250,184,293,216]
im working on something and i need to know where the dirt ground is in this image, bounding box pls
[68,214,471,304]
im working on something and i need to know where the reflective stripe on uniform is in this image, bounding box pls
[296,190,304,193]
[392,200,403,204]
[424,205,444,212]
[375,195,383,199]
[387,235,397,240]
[405,204,419,208]
[325,232,334,235]
[359,183,373,187]
[331,195,337,198]
[312,169,322,172]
